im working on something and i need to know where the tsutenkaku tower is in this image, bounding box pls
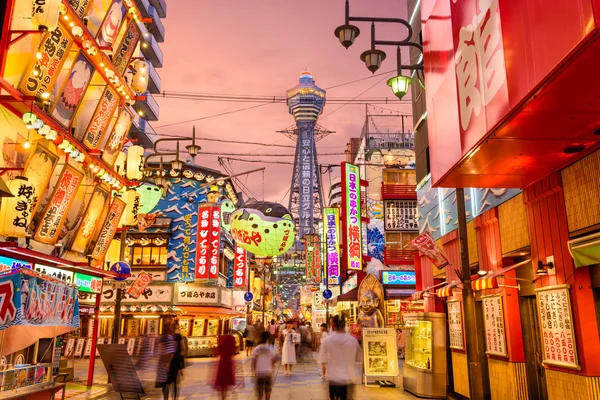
[286,72,326,238]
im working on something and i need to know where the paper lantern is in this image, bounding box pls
[136,184,162,214]
[0,176,36,237]
[31,0,61,31]
[126,145,145,180]
[114,151,127,176]
[230,201,295,257]
[129,60,149,93]
[120,189,141,226]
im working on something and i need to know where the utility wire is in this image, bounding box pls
[153,103,275,129]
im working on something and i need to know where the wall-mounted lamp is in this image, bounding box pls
[536,260,555,276]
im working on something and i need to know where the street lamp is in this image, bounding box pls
[334,24,360,49]
[360,48,387,73]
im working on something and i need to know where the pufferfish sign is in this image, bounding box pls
[230,201,295,257]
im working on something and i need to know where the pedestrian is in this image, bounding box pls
[164,323,185,399]
[319,315,361,400]
[155,322,179,400]
[251,331,277,400]
[244,319,257,356]
[214,334,236,400]
[278,323,285,353]
[317,323,329,379]
[268,319,278,346]
[281,320,296,376]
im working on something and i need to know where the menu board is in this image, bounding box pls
[447,300,464,350]
[482,295,507,357]
[385,200,418,230]
[362,328,399,377]
[535,285,580,370]
[74,338,85,357]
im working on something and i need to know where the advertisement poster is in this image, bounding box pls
[91,197,126,260]
[233,244,246,287]
[51,52,95,128]
[68,0,92,18]
[0,256,31,273]
[304,234,316,281]
[535,285,579,369]
[81,87,119,148]
[342,162,362,271]
[34,165,84,245]
[19,24,73,98]
[127,271,153,300]
[112,21,141,74]
[21,144,59,221]
[323,207,340,285]
[384,200,418,230]
[362,328,399,377]
[195,204,212,279]
[312,291,326,311]
[482,295,507,357]
[102,109,134,166]
[96,0,127,48]
[0,176,36,237]
[0,272,80,330]
[447,300,464,350]
[71,186,111,254]
[409,231,450,269]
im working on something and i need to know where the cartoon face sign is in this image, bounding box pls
[230,201,295,257]
[359,290,379,315]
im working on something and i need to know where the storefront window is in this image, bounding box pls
[385,232,419,250]
[130,245,168,266]
[384,169,417,185]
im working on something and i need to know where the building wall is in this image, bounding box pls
[487,358,528,400]
[545,370,600,400]
[498,194,529,255]
[451,351,470,398]
[562,150,600,234]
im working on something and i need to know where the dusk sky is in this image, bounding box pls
[154,0,414,204]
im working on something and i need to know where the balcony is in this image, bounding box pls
[132,92,159,121]
[129,113,156,148]
[147,5,165,42]
[149,0,167,17]
[141,33,163,68]
[381,182,417,199]
[133,0,151,18]
[147,61,161,93]
[366,132,414,150]
[384,247,416,265]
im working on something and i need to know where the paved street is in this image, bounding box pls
[65,351,417,400]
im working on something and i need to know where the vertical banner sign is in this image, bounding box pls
[19,24,73,98]
[22,145,59,218]
[34,165,83,245]
[112,21,141,75]
[535,285,579,369]
[127,271,153,300]
[208,206,220,279]
[341,162,362,271]
[233,244,246,287]
[68,0,92,19]
[71,186,110,254]
[81,87,119,147]
[312,234,322,283]
[482,295,507,357]
[51,52,95,128]
[447,300,464,350]
[0,177,36,238]
[195,204,211,279]
[91,197,126,260]
[410,231,450,269]
[96,0,127,48]
[304,235,315,281]
[102,109,134,166]
[298,121,315,237]
[323,207,340,285]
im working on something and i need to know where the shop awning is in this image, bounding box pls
[385,288,415,300]
[177,306,244,317]
[471,259,531,291]
[336,287,358,301]
[568,232,600,268]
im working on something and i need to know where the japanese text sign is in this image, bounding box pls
[74,273,102,294]
[102,284,172,303]
[196,204,211,279]
[112,21,141,75]
[233,244,246,287]
[175,284,218,305]
[482,295,507,357]
[22,145,59,221]
[323,208,340,285]
[71,186,110,254]
[298,129,315,236]
[535,285,579,369]
[342,162,363,271]
[82,87,119,148]
[0,256,32,273]
[448,300,464,350]
[34,165,83,245]
[410,231,449,269]
[381,271,416,285]
[0,177,37,237]
[127,271,153,300]
[209,206,221,279]
[304,234,316,281]
[91,197,126,260]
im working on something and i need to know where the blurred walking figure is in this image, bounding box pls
[281,321,296,376]
[252,331,277,400]
[319,315,361,400]
[155,321,183,400]
[214,334,236,400]
[243,319,257,356]
[317,323,329,379]
[268,319,277,346]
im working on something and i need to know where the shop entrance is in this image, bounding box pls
[519,296,548,400]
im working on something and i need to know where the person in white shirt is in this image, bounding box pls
[319,315,362,400]
[251,331,277,400]
[317,323,329,379]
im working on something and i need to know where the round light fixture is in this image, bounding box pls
[360,49,387,73]
[334,24,360,49]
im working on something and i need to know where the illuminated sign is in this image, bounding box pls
[298,129,315,236]
[35,265,73,283]
[342,162,363,271]
[382,271,416,285]
[196,204,211,279]
[0,256,32,273]
[82,87,119,148]
[323,207,340,285]
[74,273,102,294]
[341,274,358,294]
[71,186,110,254]
[112,20,141,74]
[233,244,246,287]
[91,197,126,260]
[102,109,134,166]
[209,206,220,279]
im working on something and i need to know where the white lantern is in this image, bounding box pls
[114,151,127,176]
[120,190,141,226]
[126,145,145,181]
[0,176,36,238]
[130,60,149,93]
[31,0,61,31]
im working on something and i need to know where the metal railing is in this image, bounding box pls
[384,247,416,263]
[381,182,417,199]
[366,132,415,150]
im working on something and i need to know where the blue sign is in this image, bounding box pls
[382,271,416,285]
[322,289,333,300]
[110,262,131,281]
[244,292,253,302]
[0,255,32,273]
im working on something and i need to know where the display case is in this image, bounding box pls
[403,312,446,399]
[184,336,218,357]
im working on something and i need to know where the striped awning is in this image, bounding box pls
[436,286,452,298]
[471,259,531,291]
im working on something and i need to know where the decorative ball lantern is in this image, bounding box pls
[360,48,387,73]
[0,176,36,238]
[120,189,141,226]
[230,201,296,257]
[31,0,62,31]
[135,184,162,214]
[126,145,145,180]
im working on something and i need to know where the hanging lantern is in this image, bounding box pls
[120,189,141,226]
[135,184,162,214]
[126,145,145,180]
[38,125,51,138]
[114,151,127,176]
[129,60,149,93]
[22,112,36,127]
[230,201,295,257]
[31,0,61,31]
[0,176,36,238]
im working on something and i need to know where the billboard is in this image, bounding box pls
[323,207,340,285]
[341,162,363,271]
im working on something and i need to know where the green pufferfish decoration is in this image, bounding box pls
[220,199,236,232]
[230,201,295,257]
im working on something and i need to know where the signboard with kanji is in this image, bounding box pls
[233,244,246,287]
[482,295,507,357]
[196,204,211,279]
[341,162,363,271]
[447,300,464,350]
[101,284,172,303]
[535,285,580,370]
[323,207,340,285]
[175,284,218,305]
[91,197,126,260]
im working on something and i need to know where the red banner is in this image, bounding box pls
[234,244,246,287]
[410,231,450,270]
[209,206,220,279]
[127,271,153,299]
